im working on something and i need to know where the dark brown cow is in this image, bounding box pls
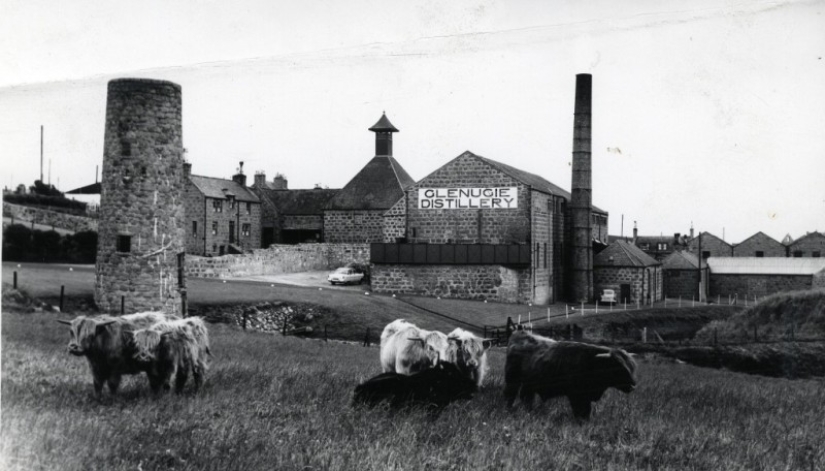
[504,330,637,418]
[57,312,175,396]
[131,317,210,394]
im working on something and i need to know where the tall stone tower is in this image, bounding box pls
[95,78,186,315]
[570,73,594,302]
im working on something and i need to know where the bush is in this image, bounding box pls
[4,193,87,214]
[2,224,97,263]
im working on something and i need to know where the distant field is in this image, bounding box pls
[3,311,824,471]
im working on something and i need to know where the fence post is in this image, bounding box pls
[325,325,328,342]
[13,271,17,290]
[483,326,487,339]
[363,327,371,347]
[120,296,125,315]
[642,327,647,343]
[282,318,287,337]
[59,285,64,312]
[242,311,247,331]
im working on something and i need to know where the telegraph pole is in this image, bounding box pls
[697,232,703,302]
[40,126,44,182]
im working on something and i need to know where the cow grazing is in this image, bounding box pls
[379,320,450,375]
[504,331,637,419]
[353,361,478,412]
[57,312,176,396]
[130,317,210,394]
[446,328,492,387]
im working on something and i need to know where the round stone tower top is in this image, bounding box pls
[108,78,182,95]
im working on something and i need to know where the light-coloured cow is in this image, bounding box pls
[447,328,492,388]
[130,317,210,394]
[57,312,175,395]
[380,320,450,375]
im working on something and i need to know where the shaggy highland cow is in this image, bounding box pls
[131,317,211,394]
[379,320,450,375]
[504,331,637,418]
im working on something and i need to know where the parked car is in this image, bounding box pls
[600,289,617,304]
[327,267,365,285]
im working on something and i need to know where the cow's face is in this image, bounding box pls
[595,350,637,393]
[58,316,114,356]
[132,330,162,362]
[450,337,491,372]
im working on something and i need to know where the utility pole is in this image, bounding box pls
[40,126,44,182]
[697,232,703,302]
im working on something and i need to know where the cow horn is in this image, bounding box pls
[594,352,611,358]
[56,319,72,325]
[95,319,118,329]
[447,336,461,343]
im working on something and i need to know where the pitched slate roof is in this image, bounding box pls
[66,182,101,194]
[735,231,783,247]
[790,231,825,247]
[189,175,260,203]
[472,153,608,215]
[662,250,701,270]
[326,156,414,211]
[707,257,825,275]
[259,189,338,215]
[594,240,660,267]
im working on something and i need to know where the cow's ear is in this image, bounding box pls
[56,319,72,325]
[482,340,493,350]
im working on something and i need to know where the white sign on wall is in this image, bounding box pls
[417,187,518,209]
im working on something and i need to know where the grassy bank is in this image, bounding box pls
[3,311,825,471]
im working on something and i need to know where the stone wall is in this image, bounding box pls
[324,210,385,243]
[530,191,553,304]
[813,271,825,289]
[3,202,98,233]
[96,78,185,315]
[789,232,825,257]
[733,232,786,257]
[185,243,370,278]
[283,215,323,231]
[371,264,530,303]
[664,269,701,299]
[594,266,663,303]
[709,273,813,298]
[383,196,407,242]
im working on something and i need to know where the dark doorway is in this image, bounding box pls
[229,221,235,244]
[282,230,321,244]
[262,227,274,248]
[219,245,225,256]
[620,284,631,303]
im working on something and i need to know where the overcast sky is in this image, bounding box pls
[1,0,823,243]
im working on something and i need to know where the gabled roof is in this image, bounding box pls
[594,240,660,267]
[688,231,732,247]
[662,250,701,270]
[66,182,101,195]
[790,231,825,247]
[259,188,338,215]
[472,153,608,215]
[326,156,414,211]
[707,257,825,275]
[189,175,260,203]
[735,231,783,247]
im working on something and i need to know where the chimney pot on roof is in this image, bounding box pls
[254,171,266,188]
[273,174,288,190]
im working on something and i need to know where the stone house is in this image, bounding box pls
[252,175,338,246]
[732,231,786,258]
[370,150,609,305]
[594,240,663,304]
[183,162,261,256]
[707,257,825,299]
[323,113,415,243]
[788,231,825,258]
[661,250,709,300]
[687,231,733,260]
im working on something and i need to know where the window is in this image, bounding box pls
[702,251,710,259]
[640,243,650,251]
[754,251,764,257]
[212,200,222,213]
[246,202,252,215]
[793,251,803,258]
[242,223,251,237]
[192,221,198,237]
[230,199,235,210]
[212,221,218,235]
[117,235,131,253]
[657,243,668,251]
[813,251,821,258]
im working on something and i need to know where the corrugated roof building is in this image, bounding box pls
[707,257,825,298]
[592,240,663,303]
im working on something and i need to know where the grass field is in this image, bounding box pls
[3,310,824,471]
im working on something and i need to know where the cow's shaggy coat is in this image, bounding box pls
[353,361,478,412]
[57,312,176,396]
[504,331,637,418]
[379,320,450,375]
[131,317,210,394]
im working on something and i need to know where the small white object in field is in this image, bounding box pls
[364,292,369,295]
[392,294,396,298]
[69,267,73,271]
[222,280,227,283]
[17,264,21,268]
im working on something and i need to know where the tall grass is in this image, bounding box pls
[3,311,824,470]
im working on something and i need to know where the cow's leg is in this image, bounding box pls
[106,374,122,395]
[503,383,520,408]
[192,360,205,392]
[174,365,188,394]
[92,376,105,396]
[519,385,535,409]
[568,396,592,419]
[147,371,163,395]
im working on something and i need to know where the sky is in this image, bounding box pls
[1,0,823,244]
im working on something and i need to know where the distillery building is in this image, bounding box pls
[370,74,608,304]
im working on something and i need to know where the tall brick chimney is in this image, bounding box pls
[570,73,593,303]
[369,112,399,157]
[183,161,192,178]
